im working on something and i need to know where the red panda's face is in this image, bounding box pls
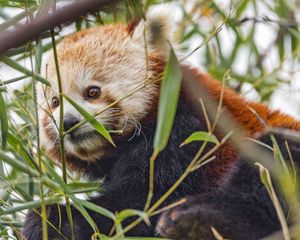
[38,24,165,163]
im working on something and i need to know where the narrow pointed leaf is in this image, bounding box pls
[75,198,115,221]
[7,132,38,169]
[255,162,291,240]
[180,131,219,147]
[117,209,150,225]
[153,46,182,152]
[0,196,62,215]
[63,94,115,147]
[0,91,8,150]
[0,56,50,85]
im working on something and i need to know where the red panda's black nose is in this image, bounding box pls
[64,117,80,132]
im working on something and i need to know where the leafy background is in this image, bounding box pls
[0,0,300,239]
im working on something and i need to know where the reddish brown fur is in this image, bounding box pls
[42,116,57,142]
[192,68,300,133]
[180,66,300,185]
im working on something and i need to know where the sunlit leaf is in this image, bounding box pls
[180,131,219,147]
[153,45,182,153]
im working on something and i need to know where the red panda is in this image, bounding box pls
[23,7,300,240]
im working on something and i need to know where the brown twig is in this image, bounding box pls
[0,0,117,55]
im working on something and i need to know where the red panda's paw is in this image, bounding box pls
[156,197,227,240]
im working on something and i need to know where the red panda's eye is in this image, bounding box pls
[51,96,59,108]
[86,86,101,99]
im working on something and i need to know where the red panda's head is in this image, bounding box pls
[38,7,175,164]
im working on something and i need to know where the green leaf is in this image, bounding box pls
[270,134,289,174]
[123,238,169,240]
[63,94,116,147]
[75,198,115,221]
[290,30,298,53]
[255,162,291,239]
[0,220,23,228]
[236,0,251,17]
[126,0,145,20]
[43,160,103,233]
[67,182,100,194]
[70,198,100,234]
[153,46,182,153]
[180,131,219,147]
[7,132,38,170]
[0,150,61,191]
[0,189,11,206]
[117,209,150,225]
[0,91,8,150]
[256,162,272,195]
[0,5,38,31]
[0,196,62,215]
[278,35,285,61]
[0,56,50,85]
[0,150,37,177]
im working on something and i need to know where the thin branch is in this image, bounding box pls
[237,16,299,28]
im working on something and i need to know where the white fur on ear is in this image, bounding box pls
[132,4,176,56]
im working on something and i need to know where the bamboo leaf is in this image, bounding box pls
[43,160,104,233]
[0,196,62,215]
[67,182,100,194]
[126,0,145,20]
[0,56,50,85]
[236,0,251,17]
[0,5,38,31]
[0,219,23,228]
[7,132,38,170]
[256,163,272,194]
[75,198,115,221]
[0,150,60,191]
[1,75,28,86]
[117,209,150,225]
[0,91,8,150]
[70,198,100,234]
[180,131,219,147]
[0,150,37,177]
[123,238,169,240]
[278,34,285,61]
[0,189,11,206]
[63,94,116,147]
[153,46,182,153]
[270,134,289,174]
[255,163,291,240]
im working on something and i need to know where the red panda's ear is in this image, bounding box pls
[130,5,174,57]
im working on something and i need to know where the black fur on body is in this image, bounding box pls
[23,88,300,239]
[23,97,208,239]
[158,132,295,239]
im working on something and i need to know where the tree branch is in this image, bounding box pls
[0,0,118,55]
